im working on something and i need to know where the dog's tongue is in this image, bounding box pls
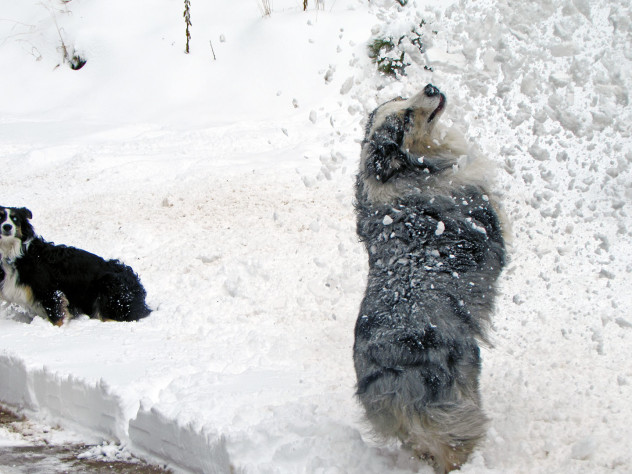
[427,95,446,124]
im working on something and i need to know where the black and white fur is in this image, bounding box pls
[0,206,151,326]
[353,85,506,472]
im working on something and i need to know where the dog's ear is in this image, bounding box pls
[364,113,409,183]
[15,207,35,240]
[18,207,33,220]
[365,142,408,183]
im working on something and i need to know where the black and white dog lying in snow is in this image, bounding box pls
[353,85,506,472]
[0,206,151,326]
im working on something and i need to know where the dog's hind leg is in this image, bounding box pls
[94,272,150,322]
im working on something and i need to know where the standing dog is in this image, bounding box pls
[0,206,151,326]
[353,84,506,472]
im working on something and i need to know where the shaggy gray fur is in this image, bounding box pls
[353,84,506,473]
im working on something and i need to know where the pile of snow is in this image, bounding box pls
[0,0,630,472]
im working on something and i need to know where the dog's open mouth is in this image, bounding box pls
[427,93,446,124]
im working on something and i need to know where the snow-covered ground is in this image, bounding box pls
[0,0,631,472]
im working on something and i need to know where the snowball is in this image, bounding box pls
[340,77,354,95]
[435,221,445,236]
[324,66,335,83]
[529,143,550,161]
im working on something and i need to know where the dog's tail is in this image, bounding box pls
[406,401,489,473]
[357,368,488,473]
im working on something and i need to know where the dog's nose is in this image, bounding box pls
[2,223,13,233]
[424,84,441,97]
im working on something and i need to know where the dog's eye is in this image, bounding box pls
[11,216,18,223]
[404,109,413,126]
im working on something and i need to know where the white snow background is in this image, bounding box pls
[0,0,631,472]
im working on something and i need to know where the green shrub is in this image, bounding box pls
[368,20,428,77]
[368,37,409,76]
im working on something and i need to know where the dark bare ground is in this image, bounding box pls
[0,406,171,473]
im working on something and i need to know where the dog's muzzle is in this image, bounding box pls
[1,224,14,236]
[424,83,446,123]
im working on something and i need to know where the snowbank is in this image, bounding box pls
[1,0,631,472]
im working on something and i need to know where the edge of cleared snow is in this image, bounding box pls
[0,352,227,473]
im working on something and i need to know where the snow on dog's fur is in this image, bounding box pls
[353,84,506,473]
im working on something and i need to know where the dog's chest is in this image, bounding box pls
[0,260,41,313]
